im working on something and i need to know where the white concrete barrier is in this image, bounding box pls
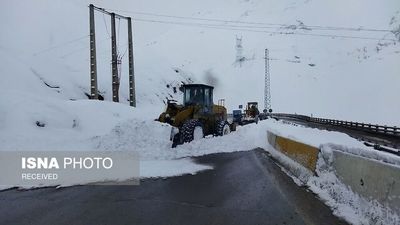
[267,131,400,214]
[329,147,400,212]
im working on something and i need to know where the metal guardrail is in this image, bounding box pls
[270,113,400,137]
[269,113,400,156]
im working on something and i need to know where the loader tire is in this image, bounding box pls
[216,120,231,136]
[171,133,181,148]
[182,119,204,143]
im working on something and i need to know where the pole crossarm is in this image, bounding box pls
[91,4,130,20]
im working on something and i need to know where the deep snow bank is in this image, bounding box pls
[0,91,260,181]
[0,93,214,180]
[95,119,260,160]
[0,92,155,151]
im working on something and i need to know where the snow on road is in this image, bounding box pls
[1,95,396,180]
[1,98,399,224]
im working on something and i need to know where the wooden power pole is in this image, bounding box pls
[89,4,98,100]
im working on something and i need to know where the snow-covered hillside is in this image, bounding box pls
[1,0,399,126]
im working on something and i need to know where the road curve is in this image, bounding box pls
[0,149,348,225]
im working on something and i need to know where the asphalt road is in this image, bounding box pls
[0,149,348,225]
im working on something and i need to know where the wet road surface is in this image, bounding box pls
[0,149,348,225]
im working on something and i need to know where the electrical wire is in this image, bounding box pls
[102,13,111,38]
[59,37,111,59]
[32,6,398,62]
[105,8,392,33]
[32,35,89,56]
[132,18,396,41]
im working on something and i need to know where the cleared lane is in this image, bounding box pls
[0,149,348,225]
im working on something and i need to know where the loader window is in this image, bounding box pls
[183,86,213,107]
[184,87,204,106]
[204,88,212,107]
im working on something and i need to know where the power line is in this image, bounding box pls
[59,37,111,59]
[132,18,396,41]
[32,35,89,56]
[105,8,392,33]
[102,13,111,38]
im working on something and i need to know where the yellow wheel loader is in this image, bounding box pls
[242,102,260,124]
[158,84,235,147]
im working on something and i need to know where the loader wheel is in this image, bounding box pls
[216,120,231,136]
[182,119,204,143]
[171,133,181,148]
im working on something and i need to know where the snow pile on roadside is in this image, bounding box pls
[263,119,367,148]
[0,92,156,151]
[307,145,400,225]
[95,120,259,160]
[325,143,400,167]
[262,119,400,165]
[0,91,260,181]
[0,93,215,180]
[94,118,261,179]
[92,116,396,184]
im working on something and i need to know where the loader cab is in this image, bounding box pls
[247,102,258,110]
[183,84,214,111]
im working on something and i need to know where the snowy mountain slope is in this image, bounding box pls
[0,0,399,126]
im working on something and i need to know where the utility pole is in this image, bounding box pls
[89,4,98,100]
[110,13,119,102]
[127,17,136,107]
[89,5,136,106]
[264,48,271,112]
